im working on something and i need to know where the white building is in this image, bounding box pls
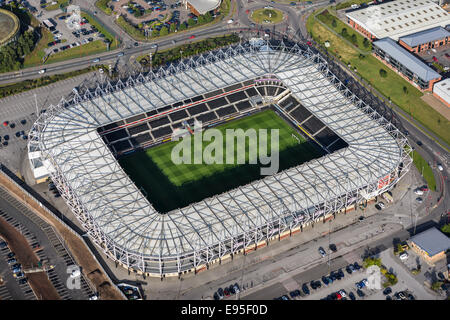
[433,78,450,107]
[346,0,450,41]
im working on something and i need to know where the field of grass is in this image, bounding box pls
[23,28,54,67]
[251,8,284,24]
[411,150,436,191]
[335,0,372,10]
[80,12,119,49]
[307,11,450,147]
[44,0,69,11]
[316,10,371,51]
[0,65,101,98]
[119,110,323,212]
[45,40,107,64]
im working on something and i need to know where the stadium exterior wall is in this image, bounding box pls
[29,42,412,277]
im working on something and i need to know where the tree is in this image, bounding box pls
[441,223,450,235]
[198,15,205,24]
[341,28,348,37]
[179,22,187,31]
[363,37,370,48]
[403,86,408,94]
[187,18,196,27]
[331,19,337,28]
[351,34,357,44]
[160,26,169,36]
[170,23,177,33]
[205,12,213,22]
[379,69,387,78]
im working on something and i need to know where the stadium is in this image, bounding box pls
[28,39,412,277]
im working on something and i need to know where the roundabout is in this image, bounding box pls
[250,8,285,25]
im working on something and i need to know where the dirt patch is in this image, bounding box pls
[0,217,60,300]
[0,174,124,300]
[421,93,450,121]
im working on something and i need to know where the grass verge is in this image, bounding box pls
[411,150,436,191]
[138,34,239,67]
[0,66,101,99]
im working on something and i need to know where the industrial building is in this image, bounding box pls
[373,37,442,91]
[182,0,221,15]
[399,26,450,53]
[346,0,450,41]
[433,78,450,107]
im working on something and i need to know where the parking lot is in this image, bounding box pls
[0,238,37,300]
[26,0,110,61]
[44,13,105,57]
[112,0,188,27]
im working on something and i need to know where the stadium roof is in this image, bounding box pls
[185,0,221,15]
[31,42,409,274]
[410,227,450,257]
[373,38,441,82]
[345,0,450,41]
[399,26,450,48]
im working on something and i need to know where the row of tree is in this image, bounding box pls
[0,31,36,73]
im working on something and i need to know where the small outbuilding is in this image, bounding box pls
[408,227,450,264]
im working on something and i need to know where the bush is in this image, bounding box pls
[331,19,337,28]
[431,281,443,291]
[441,223,450,235]
[379,69,387,78]
[363,257,382,268]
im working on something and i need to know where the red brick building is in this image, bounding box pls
[399,26,450,53]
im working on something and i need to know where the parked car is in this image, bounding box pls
[415,197,423,204]
[437,164,443,171]
[7,258,17,265]
[353,262,361,270]
[0,241,7,249]
[378,202,385,209]
[356,289,365,297]
[217,288,224,299]
[281,295,289,300]
[329,243,337,252]
[18,278,28,285]
[7,252,15,258]
[289,290,301,298]
[302,283,310,295]
[339,289,347,298]
[229,285,235,295]
[223,287,230,297]
[233,283,240,294]
[318,247,326,257]
[13,271,24,278]
[348,291,356,300]
[399,252,409,260]
[346,264,355,274]
[322,276,330,286]
[383,287,392,295]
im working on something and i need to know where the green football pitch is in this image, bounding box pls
[119,109,324,213]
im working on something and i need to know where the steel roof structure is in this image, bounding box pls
[29,41,411,277]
